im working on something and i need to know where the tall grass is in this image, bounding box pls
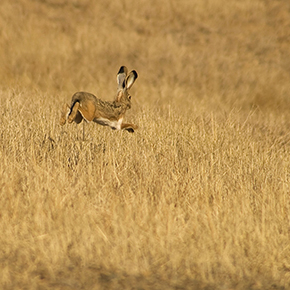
[1,0,290,289]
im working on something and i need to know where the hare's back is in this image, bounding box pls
[71,92,98,104]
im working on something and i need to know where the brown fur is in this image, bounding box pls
[60,66,138,132]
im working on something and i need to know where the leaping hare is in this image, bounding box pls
[60,66,138,133]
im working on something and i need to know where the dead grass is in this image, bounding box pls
[1,0,290,289]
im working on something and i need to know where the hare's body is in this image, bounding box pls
[60,66,138,133]
[68,92,128,129]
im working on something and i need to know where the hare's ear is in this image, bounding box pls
[117,66,128,90]
[126,70,138,90]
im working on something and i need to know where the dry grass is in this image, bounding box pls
[1,0,290,289]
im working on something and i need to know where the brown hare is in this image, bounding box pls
[60,66,138,133]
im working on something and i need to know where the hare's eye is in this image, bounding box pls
[128,95,131,100]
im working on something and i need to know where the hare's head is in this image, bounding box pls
[115,66,138,109]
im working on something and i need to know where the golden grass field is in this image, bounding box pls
[1,0,290,289]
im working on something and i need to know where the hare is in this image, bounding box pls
[60,66,138,133]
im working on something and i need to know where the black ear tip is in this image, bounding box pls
[118,66,127,74]
[132,70,138,79]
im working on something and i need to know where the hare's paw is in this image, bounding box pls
[125,127,135,133]
[123,123,138,133]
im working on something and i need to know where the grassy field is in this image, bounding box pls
[1,0,290,289]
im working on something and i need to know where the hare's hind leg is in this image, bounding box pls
[60,104,70,125]
[121,123,138,133]
[68,102,80,124]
